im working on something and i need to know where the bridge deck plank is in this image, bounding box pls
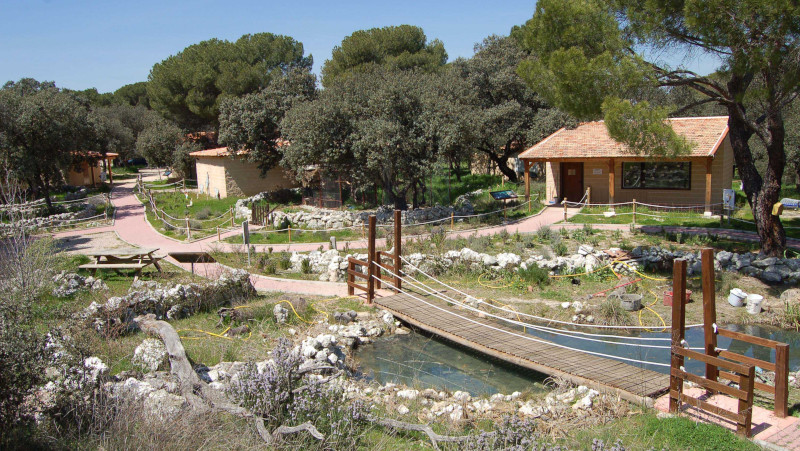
[374,292,670,401]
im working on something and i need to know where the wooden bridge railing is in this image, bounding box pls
[670,249,792,437]
[346,210,402,303]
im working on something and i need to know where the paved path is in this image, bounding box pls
[53,178,578,296]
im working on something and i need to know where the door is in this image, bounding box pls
[560,162,584,202]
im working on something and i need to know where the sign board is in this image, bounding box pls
[489,190,518,201]
[592,168,603,175]
[242,220,250,245]
[722,189,735,210]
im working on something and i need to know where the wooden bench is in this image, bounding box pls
[79,262,148,280]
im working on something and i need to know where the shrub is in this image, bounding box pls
[278,254,291,270]
[612,230,622,241]
[536,226,552,243]
[429,226,447,250]
[518,264,550,287]
[597,297,632,326]
[301,259,312,274]
[582,223,596,236]
[263,261,277,275]
[195,207,212,220]
[553,241,569,256]
[188,220,203,231]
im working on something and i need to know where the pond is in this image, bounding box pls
[354,323,800,397]
[354,331,547,396]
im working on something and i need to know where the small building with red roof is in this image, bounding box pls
[190,145,298,198]
[66,151,118,186]
[518,116,733,214]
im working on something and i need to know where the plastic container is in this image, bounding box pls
[746,294,764,314]
[663,290,692,306]
[727,289,747,307]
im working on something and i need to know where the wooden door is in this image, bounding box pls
[560,162,584,202]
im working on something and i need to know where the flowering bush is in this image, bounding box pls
[228,338,368,447]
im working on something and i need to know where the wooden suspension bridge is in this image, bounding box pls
[347,211,790,435]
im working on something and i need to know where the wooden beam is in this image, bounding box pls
[524,160,531,202]
[705,158,713,214]
[669,259,687,414]
[394,209,402,291]
[701,248,719,387]
[366,215,376,304]
[607,158,615,207]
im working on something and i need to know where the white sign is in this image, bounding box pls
[723,189,735,210]
[592,168,603,175]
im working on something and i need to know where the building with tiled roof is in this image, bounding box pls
[518,116,733,213]
[189,144,297,198]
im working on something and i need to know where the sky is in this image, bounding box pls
[0,0,721,93]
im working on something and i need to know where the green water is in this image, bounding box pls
[353,331,546,396]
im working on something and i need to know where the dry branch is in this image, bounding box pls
[255,417,325,445]
[368,416,480,450]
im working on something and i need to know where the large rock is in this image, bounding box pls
[132,338,168,372]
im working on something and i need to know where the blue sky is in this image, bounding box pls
[0,0,720,93]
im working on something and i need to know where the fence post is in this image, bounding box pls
[394,209,402,292]
[288,225,292,242]
[185,217,191,239]
[669,259,687,414]
[701,248,719,389]
[182,179,186,191]
[451,212,454,231]
[366,215,377,304]
[563,198,568,221]
[632,199,637,227]
[217,226,220,241]
[738,365,755,436]
[776,344,790,418]
[587,186,591,205]
[230,207,234,227]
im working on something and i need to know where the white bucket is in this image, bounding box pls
[728,289,747,307]
[746,294,764,314]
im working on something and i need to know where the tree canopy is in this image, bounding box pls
[218,68,316,174]
[451,35,573,182]
[134,115,183,168]
[113,81,150,108]
[321,25,447,87]
[0,79,92,208]
[514,0,800,256]
[147,33,312,130]
[283,67,456,209]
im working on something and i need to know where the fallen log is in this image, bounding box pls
[368,416,481,450]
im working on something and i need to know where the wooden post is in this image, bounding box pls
[738,365,755,436]
[182,179,186,191]
[230,207,234,227]
[586,186,591,205]
[524,160,531,202]
[632,199,637,227]
[701,248,719,389]
[608,158,616,210]
[366,215,377,304]
[450,212,454,231]
[185,217,191,239]
[776,343,790,418]
[394,209,402,291]
[669,259,688,414]
[705,158,713,215]
[217,226,220,241]
[563,198,568,221]
[288,225,291,242]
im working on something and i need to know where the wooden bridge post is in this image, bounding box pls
[669,258,688,414]
[776,343,790,418]
[366,215,376,304]
[394,209,402,291]
[701,248,719,389]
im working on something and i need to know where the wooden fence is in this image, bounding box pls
[346,210,402,302]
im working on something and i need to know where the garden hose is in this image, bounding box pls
[638,289,668,333]
[478,272,516,289]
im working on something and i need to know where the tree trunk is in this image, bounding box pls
[728,110,786,257]
[794,166,800,193]
[483,149,519,183]
[40,174,54,213]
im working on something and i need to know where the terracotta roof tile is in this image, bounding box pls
[189,140,289,158]
[519,116,729,160]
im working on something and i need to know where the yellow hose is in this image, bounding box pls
[637,289,668,332]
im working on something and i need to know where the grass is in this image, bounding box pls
[565,411,759,451]
[139,191,245,240]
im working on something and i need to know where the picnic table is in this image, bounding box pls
[80,247,164,279]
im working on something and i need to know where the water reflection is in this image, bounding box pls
[354,332,545,396]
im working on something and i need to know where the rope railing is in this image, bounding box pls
[398,255,705,331]
[369,269,670,368]
[379,261,674,349]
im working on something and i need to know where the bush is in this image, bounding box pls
[553,241,569,256]
[301,259,312,274]
[596,297,631,326]
[518,264,550,287]
[536,226,552,243]
[279,254,291,270]
[195,207,212,220]
[228,339,368,448]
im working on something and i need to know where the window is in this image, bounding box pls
[622,162,691,190]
